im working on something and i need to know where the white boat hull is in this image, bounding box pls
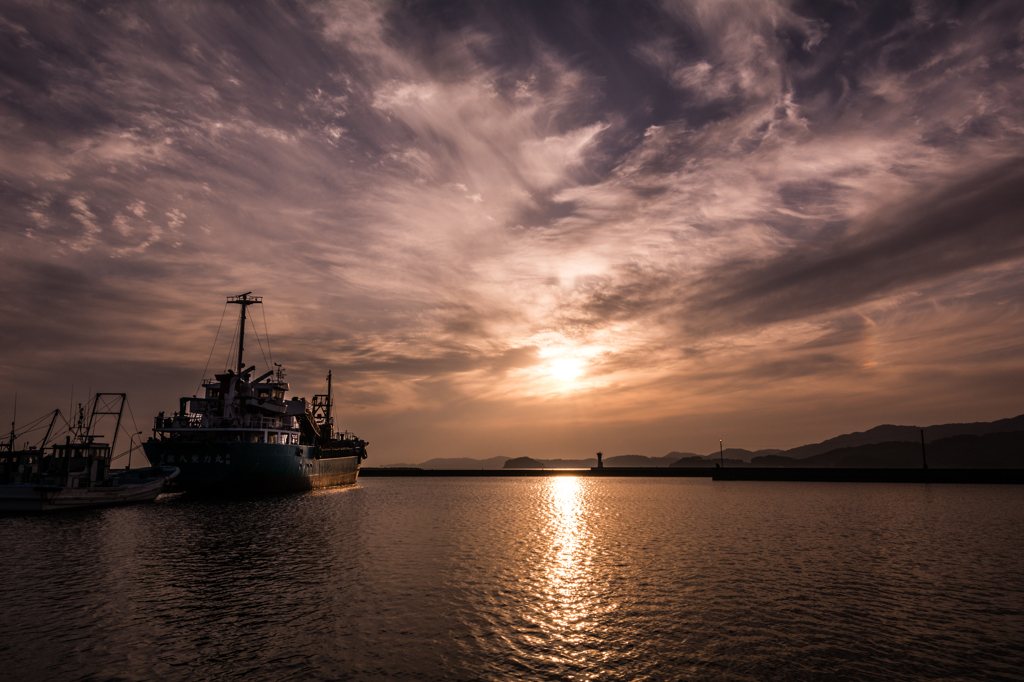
[0,467,179,512]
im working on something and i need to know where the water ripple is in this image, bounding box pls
[2,479,1023,681]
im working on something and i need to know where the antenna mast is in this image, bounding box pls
[326,371,333,439]
[227,292,262,374]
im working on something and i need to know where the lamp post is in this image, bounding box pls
[127,431,143,469]
[719,439,724,467]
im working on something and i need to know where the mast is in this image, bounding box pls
[326,370,333,439]
[86,393,126,457]
[6,391,14,452]
[227,292,262,374]
[39,409,60,450]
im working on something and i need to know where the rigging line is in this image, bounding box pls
[9,409,56,434]
[11,421,51,437]
[125,399,142,452]
[196,303,229,395]
[46,410,70,439]
[51,420,71,442]
[224,313,240,372]
[249,315,271,372]
[111,422,136,462]
[111,420,130,461]
[223,314,236,372]
[260,303,274,366]
[112,405,142,462]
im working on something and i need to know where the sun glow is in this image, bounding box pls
[549,357,584,382]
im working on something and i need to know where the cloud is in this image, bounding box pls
[686,157,1024,330]
[1,1,1023,461]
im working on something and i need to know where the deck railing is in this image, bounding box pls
[155,414,293,431]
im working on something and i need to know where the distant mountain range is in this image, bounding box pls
[386,456,511,469]
[751,431,1024,468]
[381,414,1024,469]
[777,414,1024,459]
[503,454,678,469]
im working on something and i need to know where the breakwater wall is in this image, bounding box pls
[361,467,1024,483]
[361,467,709,477]
[361,467,712,477]
[712,468,1024,484]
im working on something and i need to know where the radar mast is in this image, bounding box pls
[227,292,262,374]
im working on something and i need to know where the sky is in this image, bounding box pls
[2,0,1024,464]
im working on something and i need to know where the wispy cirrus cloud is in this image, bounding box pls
[0,1,1022,460]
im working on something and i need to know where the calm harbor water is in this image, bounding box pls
[2,478,1023,681]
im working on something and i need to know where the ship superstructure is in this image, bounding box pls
[144,293,367,491]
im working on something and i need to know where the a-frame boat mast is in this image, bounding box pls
[86,393,126,456]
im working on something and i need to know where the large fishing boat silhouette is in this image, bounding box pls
[144,293,368,492]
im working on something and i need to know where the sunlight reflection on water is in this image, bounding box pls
[537,478,601,660]
[2,478,1023,681]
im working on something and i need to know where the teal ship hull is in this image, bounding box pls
[147,293,368,494]
[143,441,361,492]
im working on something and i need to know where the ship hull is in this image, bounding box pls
[143,440,361,492]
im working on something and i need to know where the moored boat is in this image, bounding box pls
[142,293,368,492]
[0,465,179,512]
[1,394,178,511]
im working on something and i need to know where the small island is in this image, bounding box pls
[504,456,547,469]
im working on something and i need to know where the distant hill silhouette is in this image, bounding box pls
[504,456,547,468]
[751,431,1024,468]
[665,451,702,460]
[540,458,597,468]
[388,415,1024,469]
[604,454,679,467]
[404,456,510,469]
[701,448,783,462]
[670,455,746,468]
[780,414,1024,459]
[669,448,781,466]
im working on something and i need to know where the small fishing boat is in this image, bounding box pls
[0,393,178,512]
[0,465,179,512]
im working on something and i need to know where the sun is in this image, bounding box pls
[549,358,583,382]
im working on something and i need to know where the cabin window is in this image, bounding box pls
[258,389,269,398]
[206,388,221,398]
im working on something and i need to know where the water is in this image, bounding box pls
[2,478,1023,681]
